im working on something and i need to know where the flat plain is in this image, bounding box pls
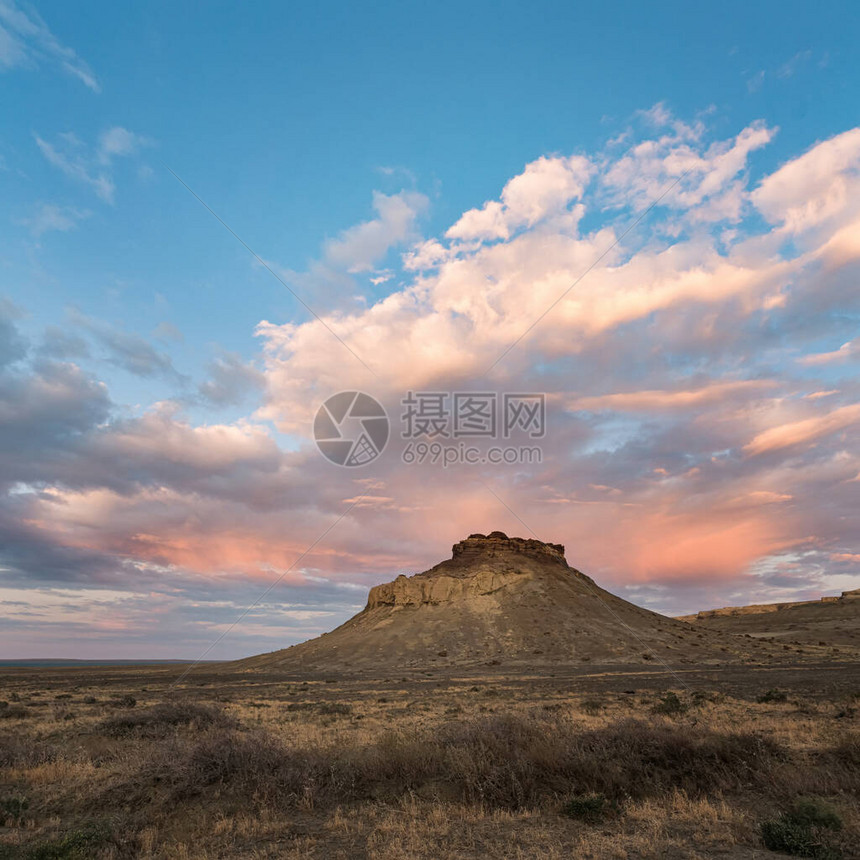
[2,661,859,859]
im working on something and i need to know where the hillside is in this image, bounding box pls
[678,589,860,648]
[233,532,819,672]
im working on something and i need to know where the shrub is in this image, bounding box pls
[830,732,860,767]
[0,734,62,768]
[562,792,607,822]
[17,821,112,859]
[761,799,843,858]
[318,702,352,716]
[652,692,687,716]
[1,795,28,825]
[580,700,604,716]
[98,701,236,738]
[0,705,31,720]
[789,798,843,832]
[108,694,137,709]
[757,689,788,704]
[108,714,785,813]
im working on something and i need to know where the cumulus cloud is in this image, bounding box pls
[601,115,775,215]
[751,128,860,234]
[324,190,428,272]
[277,189,429,307]
[0,0,99,90]
[4,108,860,656]
[447,154,592,241]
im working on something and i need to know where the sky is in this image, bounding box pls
[1,0,859,659]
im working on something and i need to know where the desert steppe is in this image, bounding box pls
[2,659,859,859]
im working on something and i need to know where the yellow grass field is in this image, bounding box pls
[1,662,859,859]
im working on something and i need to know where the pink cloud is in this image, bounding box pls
[744,403,860,456]
[6,110,860,657]
[570,380,776,412]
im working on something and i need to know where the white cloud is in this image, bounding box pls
[752,128,860,234]
[97,127,150,163]
[799,336,860,366]
[601,117,775,214]
[255,117,860,438]
[23,203,90,236]
[447,154,592,241]
[274,189,429,306]
[35,127,151,204]
[0,1,99,91]
[322,190,428,273]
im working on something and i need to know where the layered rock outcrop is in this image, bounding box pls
[366,532,568,609]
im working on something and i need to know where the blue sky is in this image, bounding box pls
[1,1,860,658]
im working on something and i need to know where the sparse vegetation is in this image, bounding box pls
[761,798,844,858]
[8,822,112,860]
[758,688,789,703]
[0,796,28,826]
[0,705,30,720]
[652,691,688,716]
[562,792,608,822]
[0,665,858,858]
[97,701,237,738]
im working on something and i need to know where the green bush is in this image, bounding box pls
[761,798,843,858]
[562,792,607,822]
[789,798,843,831]
[19,822,111,859]
[1,795,28,825]
[652,692,687,716]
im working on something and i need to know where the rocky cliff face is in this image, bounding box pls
[365,532,569,609]
[450,532,566,565]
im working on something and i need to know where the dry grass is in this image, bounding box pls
[0,669,858,858]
